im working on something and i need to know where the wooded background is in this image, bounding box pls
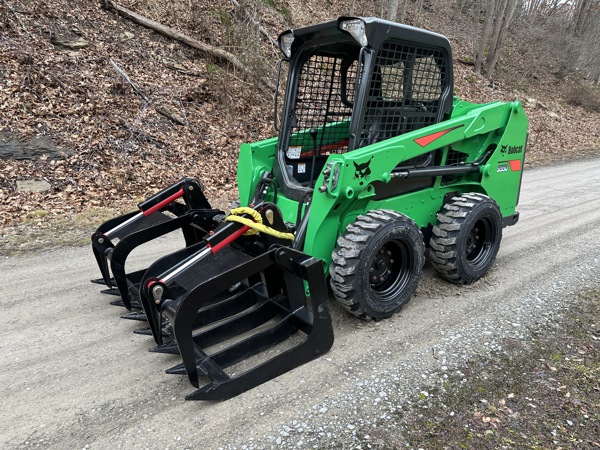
[0,0,599,231]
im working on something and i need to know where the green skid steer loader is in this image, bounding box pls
[91,17,528,400]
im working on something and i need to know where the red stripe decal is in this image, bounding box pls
[414,125,464,148]
[509,159,522,171]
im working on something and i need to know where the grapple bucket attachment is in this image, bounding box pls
[137,214,333,400]
[90,177,223,310]
[175,247,331,400]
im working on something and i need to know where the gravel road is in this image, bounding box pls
[1,158,599,449]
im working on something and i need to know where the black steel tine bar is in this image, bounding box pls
[185,284,268,331]
[208,310,300,370]
[165,348,231,381]
[91,277,114,285]
[109,299,127,308]
[165,363,186,375]
[191,299,276,349]
[134,326,170,337]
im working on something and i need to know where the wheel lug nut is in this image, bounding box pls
[386,250,391,256]
[390,259,394,264]
[379,276,384,282]
[370,267,374,272]
[371,275,377,281]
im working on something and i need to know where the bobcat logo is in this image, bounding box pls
[501,144,523,155]
[353,157,372,186]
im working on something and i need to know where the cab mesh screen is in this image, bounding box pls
[288,55,356,158]
[358,41,446,149]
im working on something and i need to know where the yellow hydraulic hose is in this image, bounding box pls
[224,207,295,240]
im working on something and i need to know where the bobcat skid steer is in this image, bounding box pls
[91,17,528,400]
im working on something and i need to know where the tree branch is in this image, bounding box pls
[109,59,202,134]
[2,0,34,38]
[229,0,277,49]
[103,0,276,92]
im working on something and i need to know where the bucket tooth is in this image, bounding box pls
[134,326,170,337]
[149,341,179,354]
[110,299,126,308]
[166,363,187,375]
[91,277,114,285]
[134,327,153,335]
[121,311,147,321]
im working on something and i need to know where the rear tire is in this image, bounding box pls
[329,210,425,320]
[429,193,502,284]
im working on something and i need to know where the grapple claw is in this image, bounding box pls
[141,243,334,401]
[90,177,223,310]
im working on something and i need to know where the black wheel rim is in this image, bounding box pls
[465,216,496,269]
[368,240,413,302]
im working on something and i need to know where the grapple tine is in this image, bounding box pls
[165,363,186,375]
[133,327,153,335]
[91,277,114,285]
[90,177,222,310]
[109,299,127,308]
[149,341,179,354]
[134,326,170,337]
[121,311,147,321]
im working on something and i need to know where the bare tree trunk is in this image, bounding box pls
[399,0,409,22]
[348,0,356,15]
[388,0,399,21]
[474,0,496,73]
[486,0,518,78]
[230,0,276,48]
[573,0,590,36]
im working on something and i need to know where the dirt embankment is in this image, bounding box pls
[1,0,599,236]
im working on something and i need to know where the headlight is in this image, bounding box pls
[279,32,295,58]
[339,19,368,47]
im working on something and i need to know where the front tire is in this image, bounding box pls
[429,193,502,284]
[329,210,425,320]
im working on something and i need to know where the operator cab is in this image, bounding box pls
[274,17,454,202]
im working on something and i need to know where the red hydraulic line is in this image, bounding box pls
[209,225,251,254]
[142,187,184,217]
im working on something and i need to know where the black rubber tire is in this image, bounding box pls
[329,210,425,320]
[429,193,502,284]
